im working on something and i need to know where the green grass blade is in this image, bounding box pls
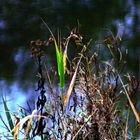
[63,48,67,74]
[54,39,61,76]
[60,56,65,88]
[54,37,65,104]
[41,18,65,88]
[41,19,65,103]
[53,38,65,88]
[2,95,14,133]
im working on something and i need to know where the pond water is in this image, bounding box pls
[0,0,139,135]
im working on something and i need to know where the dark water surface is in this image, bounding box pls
[0,0,139,131]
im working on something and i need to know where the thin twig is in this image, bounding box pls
[44,64,65,130]
[124,109,129,140]
[72,110,97,140]
[118,73,140,123]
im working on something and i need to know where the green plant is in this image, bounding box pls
[1,25,139,140]
[2,95,14,135]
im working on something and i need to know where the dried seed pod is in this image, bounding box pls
[29,36,54,57]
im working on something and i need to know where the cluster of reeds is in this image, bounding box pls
[1,23,139,140]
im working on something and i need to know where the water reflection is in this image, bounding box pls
[0,0,139,132]
[0,80,27,111]
[1,0,139,79]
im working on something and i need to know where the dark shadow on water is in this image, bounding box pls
[0,1,139,128]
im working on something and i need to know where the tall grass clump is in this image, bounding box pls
[1,23,139,140]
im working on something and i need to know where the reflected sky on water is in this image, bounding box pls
[0,0,139,133]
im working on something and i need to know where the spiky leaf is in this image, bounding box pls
[2,96,14,134]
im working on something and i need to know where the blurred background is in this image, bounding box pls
[0,0,139,119]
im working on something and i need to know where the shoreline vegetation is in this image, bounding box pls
[1,24,140,140]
